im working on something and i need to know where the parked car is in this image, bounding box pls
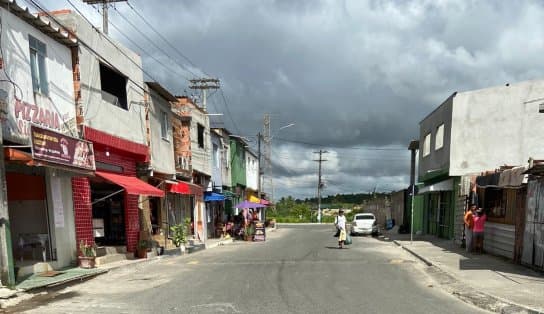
[351,213,379,236]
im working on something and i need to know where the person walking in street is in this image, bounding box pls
[473,208,487,254]
[464,204,476,252]
[335,210,347,249]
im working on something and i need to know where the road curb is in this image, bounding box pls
[391,239,543,314]
[394,241,433,266]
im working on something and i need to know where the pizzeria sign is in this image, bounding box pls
[31,125,96,171]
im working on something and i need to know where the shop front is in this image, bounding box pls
[419,178,457,239]
[72,126,162,254]
[5,126,96,278]
[89,171,164,251]
[166,181,204,244]
[204,192,225,239]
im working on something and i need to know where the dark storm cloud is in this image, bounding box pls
[40,0,544,198]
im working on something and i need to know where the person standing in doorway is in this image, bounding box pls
[473,208,487,254]
[335,210,347,249]
[464,204,476,252]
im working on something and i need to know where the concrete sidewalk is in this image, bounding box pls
[381,232,544,314]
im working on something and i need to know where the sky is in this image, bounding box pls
[36,0,544,200]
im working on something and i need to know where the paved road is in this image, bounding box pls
[9,224,488,313]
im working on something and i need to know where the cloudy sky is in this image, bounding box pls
[38,0,544,200]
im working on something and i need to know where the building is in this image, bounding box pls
[417,80,544,242]
[0,3,84,284]
[144,82,177,249]
[54,11,164,262]
[230,136,247,214]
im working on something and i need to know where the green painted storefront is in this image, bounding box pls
[419,176,459,240]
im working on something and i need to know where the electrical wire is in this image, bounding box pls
[110,5,193,81]
[40,0,159,91]
[126,0,209,78]
[273,137,407,151]
[220,88,242,135]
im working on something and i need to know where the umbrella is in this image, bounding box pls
[234,200,266,208]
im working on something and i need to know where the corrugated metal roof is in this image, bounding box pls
[0,1,77,47]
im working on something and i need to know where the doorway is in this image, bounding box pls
[91,183,126,246]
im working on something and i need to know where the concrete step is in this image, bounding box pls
[96,246,127,257]
[95,253,133,266]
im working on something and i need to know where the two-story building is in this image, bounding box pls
[417,80,544,245]
[54,11,164,262]
[0,3,88,284]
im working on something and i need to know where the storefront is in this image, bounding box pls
[204,192,225,239]
[5,126,96,278]
[72,126,163,254]
[166,181,204,243]
[419,178,457,239]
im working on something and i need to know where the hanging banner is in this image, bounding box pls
[31,125,96,171]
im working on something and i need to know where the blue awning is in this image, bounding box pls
[204,192,225,202]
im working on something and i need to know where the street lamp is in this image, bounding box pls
[261,122,295,204]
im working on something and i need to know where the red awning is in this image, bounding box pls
[168,181,203,197]
[95,171,164,197]
[168,182,190,194]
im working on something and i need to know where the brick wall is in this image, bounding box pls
[125,194,139,252]
[72,177,93,250]
[72,133,142,252]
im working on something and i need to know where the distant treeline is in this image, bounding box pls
[298,192,389,206]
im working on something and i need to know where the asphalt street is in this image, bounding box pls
[8,224,489,314]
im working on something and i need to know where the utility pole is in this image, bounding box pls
[262,114,272,204]
[408,140,419,245]
[82,0,127,35]
[313,150,328,223]
[189,78,220,111]
[257,132,262,198]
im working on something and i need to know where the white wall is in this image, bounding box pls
[0,7,76,144]
[148,88,175,175]
[189,104,212,176]
[45,169,77,268]
[450,80,544,176]
[246,151,259,191]
[55,12,146,145]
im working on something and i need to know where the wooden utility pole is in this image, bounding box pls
[189,78,220,111]
[82,0,127,35]
[313,150,328,223]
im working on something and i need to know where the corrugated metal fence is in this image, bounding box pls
[522,180,544,269]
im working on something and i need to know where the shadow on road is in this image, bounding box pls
[324,246,350,250]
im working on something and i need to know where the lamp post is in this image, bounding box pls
[263,120,295,204]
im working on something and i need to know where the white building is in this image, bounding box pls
[0,3,80,283]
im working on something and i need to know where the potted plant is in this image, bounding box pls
[78,240,96,269]
[137,239,149,258]
[170,222,188,254]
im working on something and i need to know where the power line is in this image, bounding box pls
[111,5,193,81]
[126,0,209,78]
[219,88,241,135]
[273,137,407,151]
[56,0,158,90]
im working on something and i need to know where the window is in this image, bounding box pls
[29,35,49,95]
[423,133,431,157]
[160,110,169,140]
[99,63,128,109]
[197,124,205,148]
[435,124,444,150]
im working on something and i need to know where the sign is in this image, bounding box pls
[253,222,266,241]
[31,125,96,171]
[50,177,65,228]
[0,85,77,144]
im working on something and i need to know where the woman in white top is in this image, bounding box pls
[335,210,347,249]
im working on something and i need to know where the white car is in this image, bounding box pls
[351,213,379,236]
